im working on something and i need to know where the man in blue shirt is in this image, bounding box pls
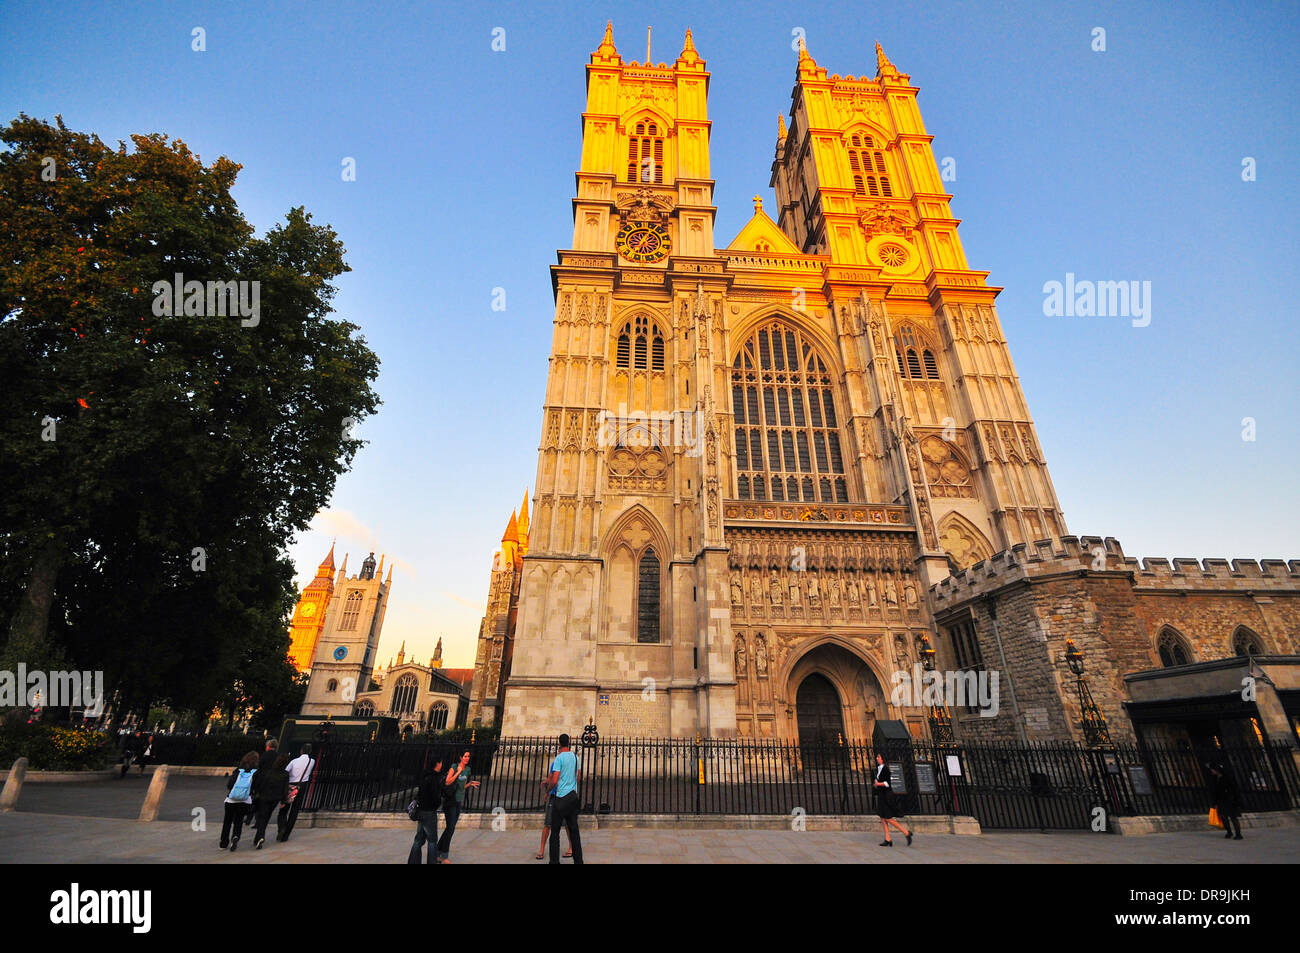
[546,733,584,864]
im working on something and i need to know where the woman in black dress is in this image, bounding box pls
[1208,762,1243,840]
[873,753,913,847]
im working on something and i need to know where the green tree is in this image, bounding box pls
[0,115,380,720]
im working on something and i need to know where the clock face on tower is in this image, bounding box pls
[300,603,317,619]
[616,221,671,263]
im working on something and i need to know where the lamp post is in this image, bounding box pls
[1065,640,1112,748]
[919,635,954,746]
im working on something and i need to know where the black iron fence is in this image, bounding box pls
[299,735,1300,831]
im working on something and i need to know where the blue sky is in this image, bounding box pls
[3,1,1297,668]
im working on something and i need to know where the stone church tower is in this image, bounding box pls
[301,552,393,718]
[499,27,1066,742]
[467,493,530,726]
[288,543,337,672]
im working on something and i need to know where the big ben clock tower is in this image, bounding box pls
[287,543,338,672]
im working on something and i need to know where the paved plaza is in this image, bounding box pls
[3,776,1298,864]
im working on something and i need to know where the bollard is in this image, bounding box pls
[1,757,28,812]
[137,764,169,822]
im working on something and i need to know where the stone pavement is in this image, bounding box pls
[4,808,1299,864]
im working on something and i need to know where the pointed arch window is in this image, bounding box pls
[429,701,450,730]
[392,673,419,714]
[616,315,665,371]
[338,589,364,631]
[731,321,849,503]
[627,121,665,184]
[893,324,941,380]
[848,134,892,198]
[1232,627,1264,658]
[1157,629,1193,668]
[636,548,661,643]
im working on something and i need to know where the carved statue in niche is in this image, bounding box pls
[735,637,747,677]
[846,575,861,606]
[789,577,803,607]
[828,573,841,608]
[904,581,918,608]
[755,636,768,676]
[885,578,898,606]
[866,577,879,607]
[731,572,743,606]
[807,573,821,608]
[769,571,783,606]
[749,573,763,606]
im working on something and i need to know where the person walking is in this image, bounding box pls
[408,756,446,864]
[119,733,138,779]
[436,750,480,863]
[258,738,279,772]
[251,754,291,849]
[536,778,572,861]
[278,743,316,842]
[1208,762,1244,840]
[545,733,583,865]
[137,734,154,777]
[220,751,259,852]
[873,753,913,847]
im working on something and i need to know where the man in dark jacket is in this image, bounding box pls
[251,754,291,849]
[407,759,446,864]
[258,738,279,772]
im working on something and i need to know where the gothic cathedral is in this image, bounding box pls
[489,26,1070,743]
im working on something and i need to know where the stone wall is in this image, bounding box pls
[929,535,1300,744]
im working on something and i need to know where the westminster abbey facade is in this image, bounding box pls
[471,27,1300,752]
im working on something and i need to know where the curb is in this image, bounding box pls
[1112,810,1300,836]
[305,811,984,833]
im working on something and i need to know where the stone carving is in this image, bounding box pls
[755,636,768,676]
[789,577,802,607]
[905,581,917,608]
[828,573,841,608]
[859,203,916,240]
[866,577,879,607]
[749,573,763,606]
[731,572,743,606]
[735,637,747,677]
[885,579,898,606]
[807,573,821,608]
[846,576,861,606]
[769,571,783,605]
[921,435,974,498]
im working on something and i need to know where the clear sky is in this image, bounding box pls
[3,1,1297,669]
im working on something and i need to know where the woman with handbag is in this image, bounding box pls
[407,757,446,864]
[437,750,481,863]
[1208,763,1243,840]
[873,753,913,847]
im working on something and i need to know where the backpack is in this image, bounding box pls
[229,768,254,801]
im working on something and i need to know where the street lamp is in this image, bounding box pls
[1065,639,1112,748]
[919,634,953,746]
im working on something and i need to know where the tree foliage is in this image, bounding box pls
[0,115,380,721]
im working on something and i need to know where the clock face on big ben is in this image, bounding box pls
[616,221,671,263]
[300,603,317,619]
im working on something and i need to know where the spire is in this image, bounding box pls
[317,541,336,575]
[875,42,900,80]
[777,114,788,139]
[385,561,393,585]
[377,553,385,578]
[397,640,405,664]
[796,35,820,79]
[339,552,348,575]
[592,21,620,64]
[502,510,519,544]
[433,637,443,668]
[676,28,703,67]
[517,490,530,539]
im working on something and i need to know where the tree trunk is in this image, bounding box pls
[2,534,65,671]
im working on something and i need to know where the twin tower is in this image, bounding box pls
[484,26,1066,743]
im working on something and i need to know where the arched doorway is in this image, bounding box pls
[796,673,845,749]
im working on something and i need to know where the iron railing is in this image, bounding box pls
[298,736,1300,831]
